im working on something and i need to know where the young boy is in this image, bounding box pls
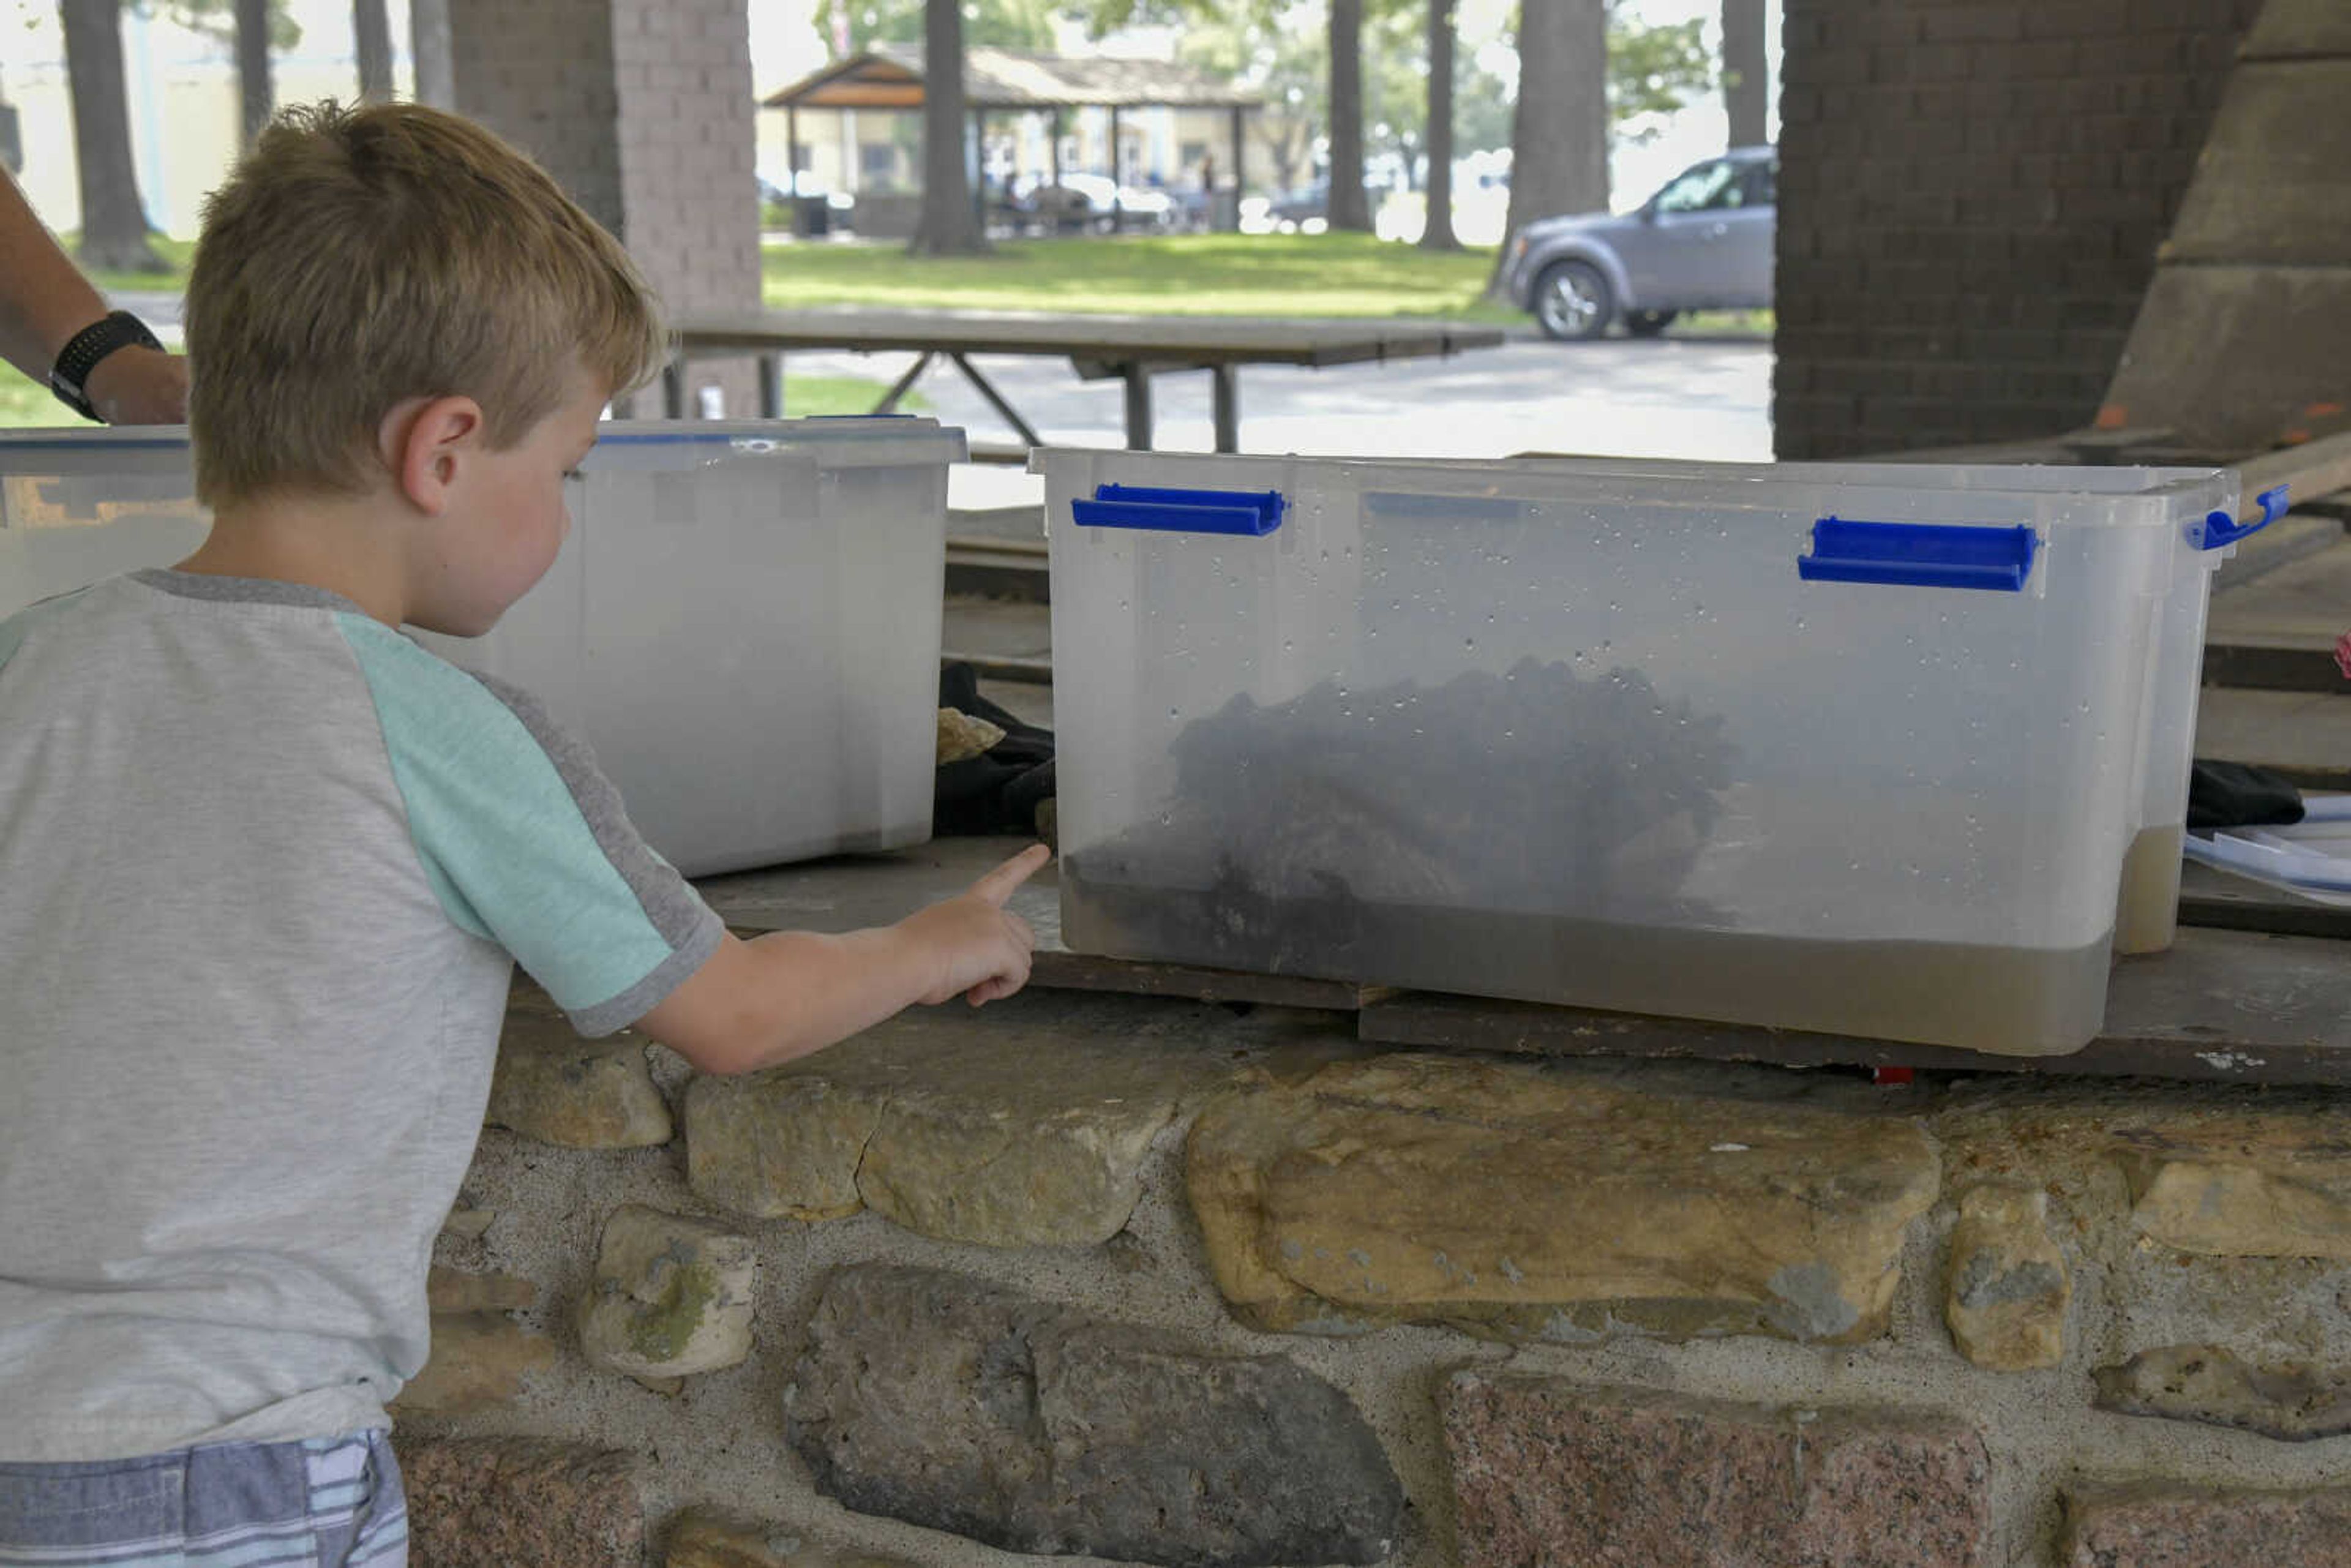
[0,102,1046,1563]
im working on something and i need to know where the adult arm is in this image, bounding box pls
[0,167,187,423]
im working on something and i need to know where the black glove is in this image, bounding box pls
[934,662,1056,836]
[2188,759,2304,830]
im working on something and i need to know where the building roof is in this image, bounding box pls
[762,45,1263,113]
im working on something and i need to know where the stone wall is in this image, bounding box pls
[395,981,2351,1567]
[1772,0,2268,459]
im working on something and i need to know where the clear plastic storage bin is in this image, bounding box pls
[2,418,967,876]
[1479,454,2257,956]
[1035,448,2249,1055]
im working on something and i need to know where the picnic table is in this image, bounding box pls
[666,307,1508,452]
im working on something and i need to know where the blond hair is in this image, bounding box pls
[186,100,665,506]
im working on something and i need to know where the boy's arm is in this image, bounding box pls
[636,844,1049,1076]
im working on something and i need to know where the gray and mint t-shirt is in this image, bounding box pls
[0,571,724,1461]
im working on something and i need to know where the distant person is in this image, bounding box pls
[0,165,187,422]
[0,100,1047,1562]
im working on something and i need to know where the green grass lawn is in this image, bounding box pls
[75,234,197,296]
[0,364,67,427]
[763,231,1771,337]
[771,375,929,417]
[766,231,1520,323]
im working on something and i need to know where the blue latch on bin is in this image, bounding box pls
[1071,484,1288,536]
[2196,484,2287,550]
[1797,518,2041,592]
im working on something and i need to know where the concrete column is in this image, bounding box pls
[451,0,761,418]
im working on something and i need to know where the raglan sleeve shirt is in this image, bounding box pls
[333,612,725,1033]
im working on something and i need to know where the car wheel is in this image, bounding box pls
[1534,260,1614,341]
[1624,309,1678,339]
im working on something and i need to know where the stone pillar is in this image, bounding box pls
[450,0,760,419]
[1772,0,2267,459]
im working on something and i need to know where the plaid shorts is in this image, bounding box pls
[0,1430,405,1567]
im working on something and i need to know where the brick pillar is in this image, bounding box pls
[1772,0,2267,459]
[450,0,760,419]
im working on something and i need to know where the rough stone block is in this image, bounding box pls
[427,1267,536,1314]
[2115,1112,2351,1259]
[2093,1345,2351,1442]
[390,1313,557,1417]
[787,1264,1403,1567]
[397,1437,642,1568]
[488,1008,672,1149]
[578,1203,757,1379]
[663,1507,914,1567]
[687,1002,1272,1245]
[1188,1053,1940,1342]
[2063,1484,2351,1566]
[1444,1375,1992,1568]
[1945,1184,2069,1370]
[685,1071,881,1221]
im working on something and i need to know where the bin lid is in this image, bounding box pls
[591,418,967,470]
[0,418,970,473]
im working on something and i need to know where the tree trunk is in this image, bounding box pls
[1483,0,1607,299]
[59,0,161,271]
[1325,0,1370,232]
[234,0,271,141]
[1722,0,1768,149]
[1419,0,1460,250]
[908,0,986,254]
[410,0,454,108]
[354,0,395,103]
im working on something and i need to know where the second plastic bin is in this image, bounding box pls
[1470,453,2252,955]
[1035,448,2242,1055]
[0,418,966,877]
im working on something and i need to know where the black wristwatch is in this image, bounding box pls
[49,309,165,422]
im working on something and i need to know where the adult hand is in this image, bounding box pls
[81,345,190,425]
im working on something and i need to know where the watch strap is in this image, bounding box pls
[50,310,166,422]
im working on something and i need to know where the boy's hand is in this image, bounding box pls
[898,844,1051,1006]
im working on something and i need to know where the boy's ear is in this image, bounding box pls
[383,394,486,516]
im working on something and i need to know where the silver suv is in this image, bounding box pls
[1502,147,1776,340]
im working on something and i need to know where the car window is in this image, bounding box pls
[1652,160,1744,214]
[1742,159,1777,208]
